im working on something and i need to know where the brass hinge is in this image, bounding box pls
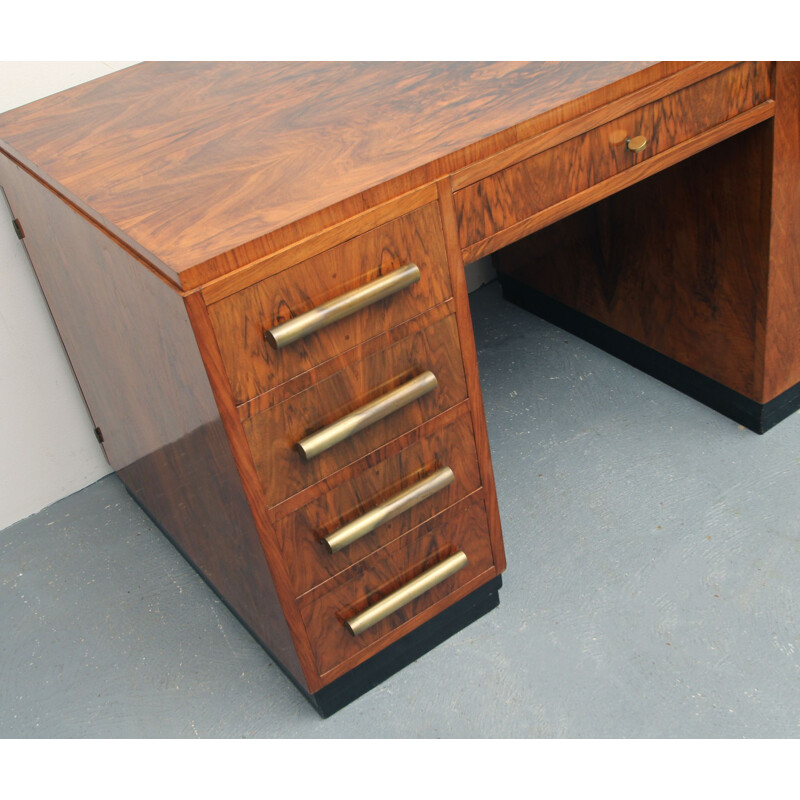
[12,218,24,239]
[94,426,105,444]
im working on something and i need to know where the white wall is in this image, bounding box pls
[0,62,138,530]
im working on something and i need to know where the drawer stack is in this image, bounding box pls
[204,198,503,683]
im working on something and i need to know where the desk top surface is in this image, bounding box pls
[0,61,677,287]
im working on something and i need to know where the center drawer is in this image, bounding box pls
[207,202,452,404]
[243,311,467,506]
[454,61,770,251]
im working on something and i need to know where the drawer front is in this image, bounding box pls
[276,411,481,598]
[300,492,495,677]
[244,312,467,506]
[208,202,452,404]
[455,61,770,249]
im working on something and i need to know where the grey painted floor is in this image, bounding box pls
[2,281,799,738]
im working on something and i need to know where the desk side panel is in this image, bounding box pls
[763,62,800,401]
[0,155,307,688]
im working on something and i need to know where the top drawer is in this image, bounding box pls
[207,202,452,404]
[454,62,771,251]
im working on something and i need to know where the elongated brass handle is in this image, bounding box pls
[346,551,469,636]
[297,371,438,460]
[324,467,455,553]
[265,264,421,349]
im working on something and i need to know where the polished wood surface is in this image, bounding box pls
[0,61,694,288]
[270,402,470,518]
[437,179,507,573]
[183,292,323,689]
[456,62,771,254]
[208,202,451,403]
[5,61,799,706]
[200,184,438,303]
[450,62,738,190]
[493,121,774,401]
[243,312,468,506]
[763,62,800,401]
[237,300,455,419]
[459,102,775,265]
[300,492,495,678]
[0,155,308,687]
[277,411,481,598]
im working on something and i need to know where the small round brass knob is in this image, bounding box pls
[626,135,648,153]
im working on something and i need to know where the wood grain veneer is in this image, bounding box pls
[300,492,495,678]
[493,121,775,402]
[6,60,798,712]
[244,312,468,506]
[277,411,482,598]
[456,62,770,253]
[200,184,439,304]
[0,154,309,687]
[182,291,323,689]
[763,62,800,401]
[0,61,698,289]
[437,179,507,573]
[450,61,738,190]
[270,402,471,519]
[460,102,776,265]
[236,300,456,419]
[208,202,452,404]
[492,62,800,411]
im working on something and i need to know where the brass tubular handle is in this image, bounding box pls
[324,467,455,553]
[265,263,421,349]
[626,135,648,153]
[296,371,438,461]
[345,551,469,636]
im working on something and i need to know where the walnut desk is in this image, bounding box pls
[1,62,797,716]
